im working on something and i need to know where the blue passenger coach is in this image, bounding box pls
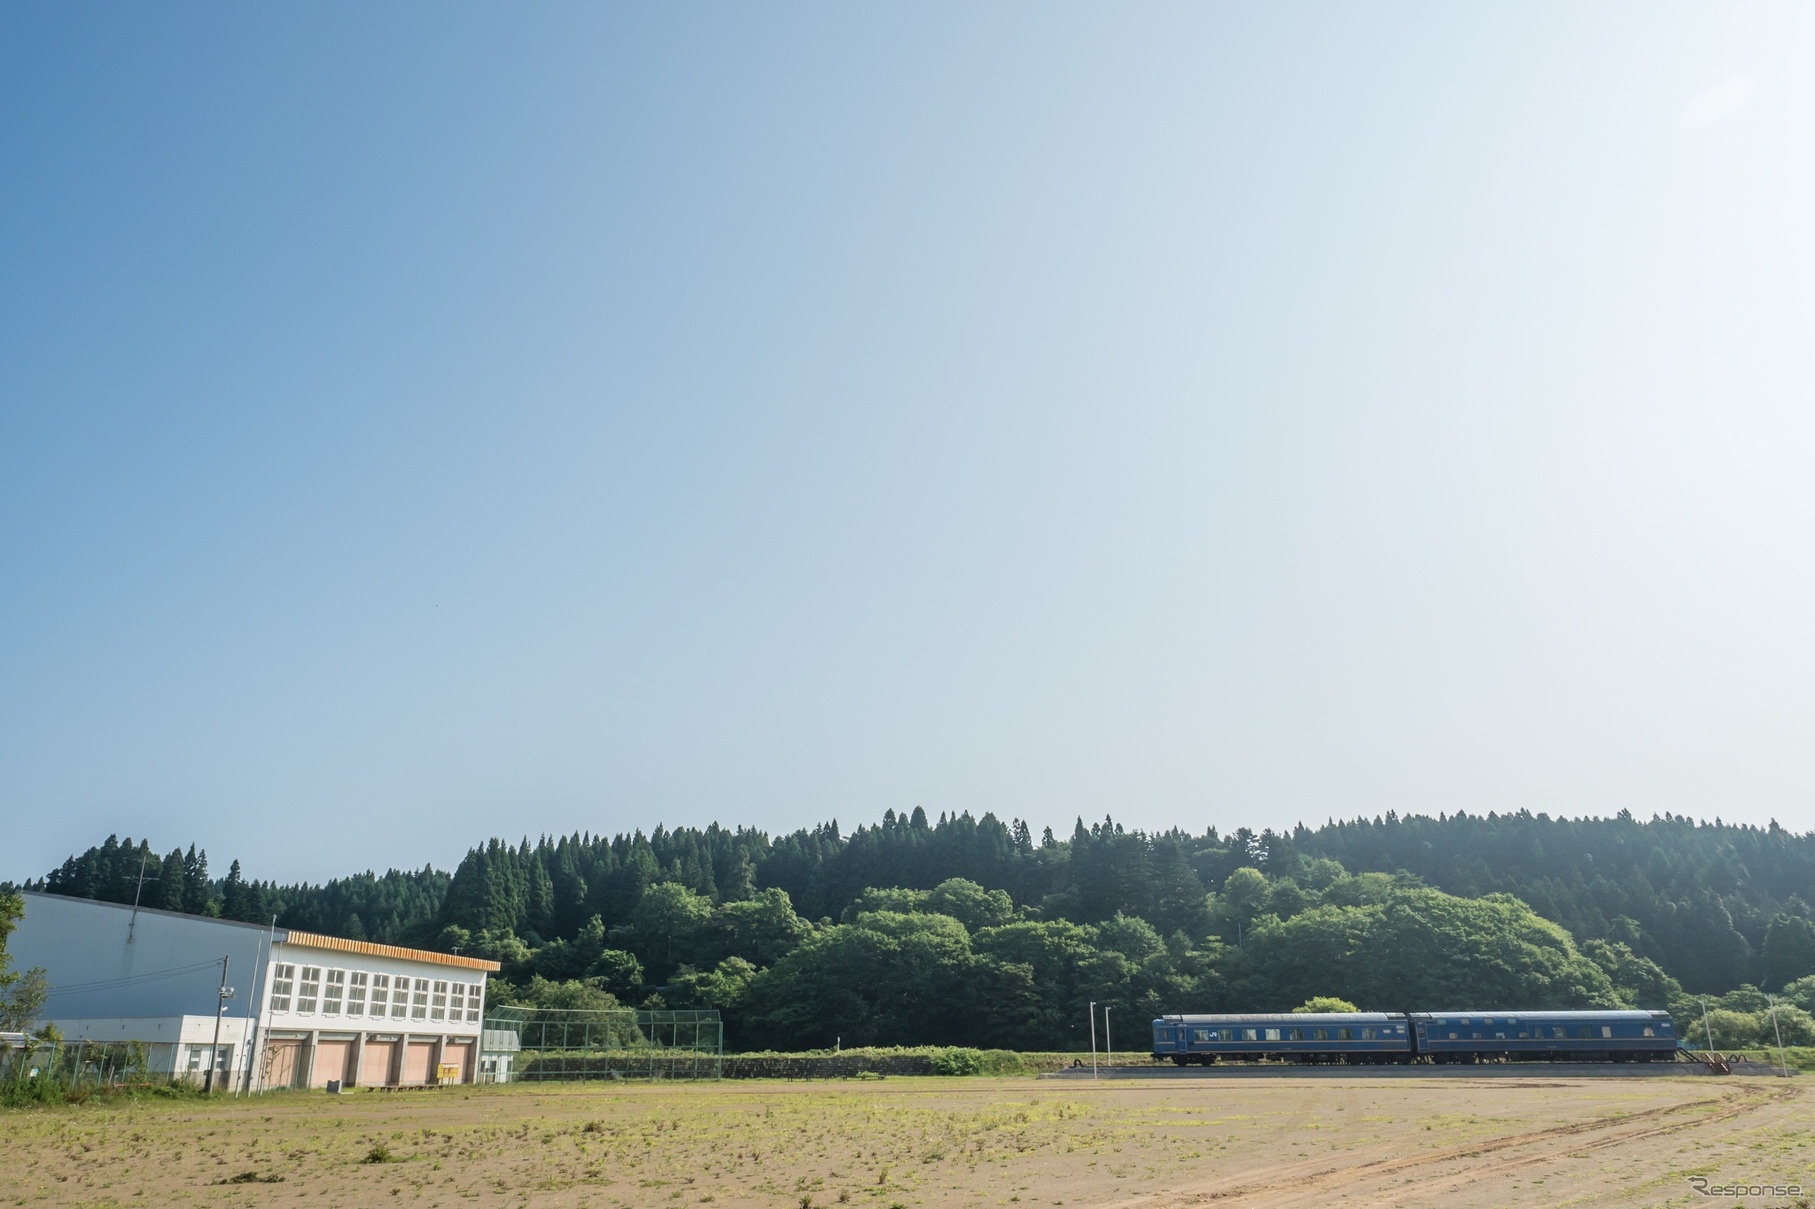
[1152,1013,1412,1064]
[1410,1010,1676,1062]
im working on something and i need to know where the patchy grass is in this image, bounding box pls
[0,1074,1804,1208]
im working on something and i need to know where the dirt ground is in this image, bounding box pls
[2,1075,1810,1209]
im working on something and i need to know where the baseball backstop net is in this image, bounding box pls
[479,1007,722,1082]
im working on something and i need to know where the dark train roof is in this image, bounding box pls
[1409,1010,1668,1020]
[1157,1013,1400,1024]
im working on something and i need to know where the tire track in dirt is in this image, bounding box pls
[1094,1084,1792,1209]
[1339,1084,1799,1207]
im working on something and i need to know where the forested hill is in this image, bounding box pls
[21,810,1815,1003]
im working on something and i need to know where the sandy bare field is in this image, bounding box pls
[2,1075,1808,1209]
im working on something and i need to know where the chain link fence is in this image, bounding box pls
[479,1007,722,1082]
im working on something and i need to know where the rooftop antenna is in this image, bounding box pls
[123,849,157,943]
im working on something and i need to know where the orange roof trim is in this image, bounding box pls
[281,931,502,972]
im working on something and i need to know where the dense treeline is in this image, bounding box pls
[17,810,1815,1050]
[19,834,446,945]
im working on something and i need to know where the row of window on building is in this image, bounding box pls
[268,965,484,1024]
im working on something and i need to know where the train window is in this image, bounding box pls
[1288,1029,1304,1042]
[1459,1017,1470,1024]
[1661,1022,1673,1031]
[1242,1029,1259,1042]
[1336,1028,1353,1041]
[1551,1027,1568,1039]
[1642,1027,1655,1037]
[1472,1033,1482,1040]
[1264,1029,1281,1041]
[1193,1030,1212,1043]
[1447,1033,1457,1040]
[1312,1028,1328,1041]
[1506,1018,1518,1025]
[1574,1027,1592,1039]
[1359,1028,1375,1040]
[1601,1026,1612,1038]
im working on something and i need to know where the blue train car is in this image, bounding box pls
[1410,1010,1677,1062]
[1152,1013,1413,1065]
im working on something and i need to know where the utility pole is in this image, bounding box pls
[123,850,157,943]
[1767,995,1789,1078]
[1700,998,1716,1055]
[1089,1001,1098,1080]
[204,957,233,1093]
[1104,1007,1113,1073]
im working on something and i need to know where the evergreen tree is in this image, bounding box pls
[181,845,212,915]
[1762,914,1815,991]
[155,847,187,911]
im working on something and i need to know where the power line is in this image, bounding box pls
[41,958,226,999]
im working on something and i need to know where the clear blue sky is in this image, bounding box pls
[5,4,1814,883]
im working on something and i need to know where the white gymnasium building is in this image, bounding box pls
[10,892,501,1090]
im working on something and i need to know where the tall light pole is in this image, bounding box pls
[1767,994,1788,1078]
[252,913,277,1095]
[1104,1007,1113,1073]
[1088,1001,1098,1080]
[204,957,233,1093]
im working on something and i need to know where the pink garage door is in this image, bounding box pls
[264,1041,304,1089]
[360,1041,397,1086]
[402,1041,436,1085]
[312,1041,352,1088]
[443,1041,473,1083]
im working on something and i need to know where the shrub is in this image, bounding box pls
[928,1048,983,1076]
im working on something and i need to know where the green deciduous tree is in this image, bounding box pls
[0,892,49,1034]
